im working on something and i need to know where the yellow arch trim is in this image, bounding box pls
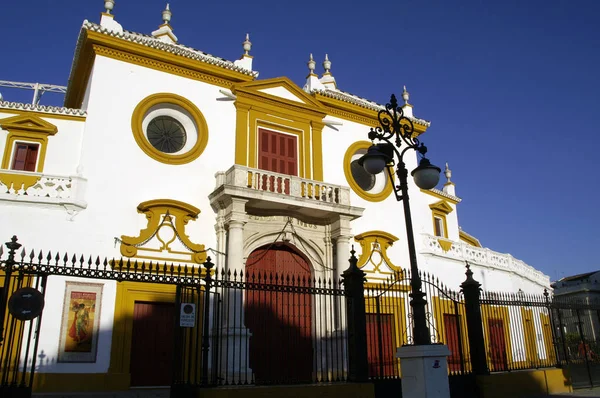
[131,93,209,165]
[354,230,400,271]
[120,199,206,264]
[343,141,393,202]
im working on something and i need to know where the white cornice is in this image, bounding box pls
[311,88,431,127]
[0,101,86,117]
[428,188,462,203]
[82,21,258,77]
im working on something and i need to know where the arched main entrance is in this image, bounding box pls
[244,243,313,384]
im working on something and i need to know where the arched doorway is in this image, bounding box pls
[244,243,313,384]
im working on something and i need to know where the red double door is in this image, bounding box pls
[244,244,313,383]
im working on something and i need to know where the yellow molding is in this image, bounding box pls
[354,230,400,271]
[313,93,428,136]
[437,238,453,252]
[0,108,86,122]
[130,92,209,165]
[108,282,176,383]
[65,30,255,108]
[431,297,471,373]
[0,114,58,188]
[233,80,327,181]
[432,211,449,239]
[481,305,514,369]
[120,199,207,264]
[421,188,460,205]
[429,200,453,215]
[459,230,482,247]
[343,141,393,202]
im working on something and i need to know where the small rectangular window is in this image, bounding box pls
[11,143,39,172]
[434,216,445,237]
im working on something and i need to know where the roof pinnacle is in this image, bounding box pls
[243,33,252,56]
[104,0,115,14]
[308,54,316,75]
[323,54,331,74]
[444,163,452,183]
[162,3,172,24]
[402,85,410,105]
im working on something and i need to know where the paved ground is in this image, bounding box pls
[527,387,600,397]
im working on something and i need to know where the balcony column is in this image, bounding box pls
[220,197,251,383]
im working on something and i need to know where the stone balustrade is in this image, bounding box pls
[421,233,550,286]
[215,165,351,206]
[0,171,87,210]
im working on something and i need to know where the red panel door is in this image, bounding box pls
[488,318,508,371]
[443,314,462,372]
[245,244,312,383]
[366,313,397,378]
[258,129,297,194]
[11,143,39,172]
[130,302,176,386]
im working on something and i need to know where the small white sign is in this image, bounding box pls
[180,303,196,327]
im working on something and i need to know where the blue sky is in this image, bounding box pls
[2,0,599,280]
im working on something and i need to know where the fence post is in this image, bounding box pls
[0,236,21,345]
[544,289,561,367]
[342,247,368,382]
[460,263,488,375]
[201,257,215,385]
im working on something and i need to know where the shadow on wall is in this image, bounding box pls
[474,366,574,398]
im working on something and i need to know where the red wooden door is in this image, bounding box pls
[488,318,508,371]
[245,244,312,383]
[130,302,176,386]
[11,143,38,172]
[258,129,297,194]
[444,314,462,372]
[366,313,397,377]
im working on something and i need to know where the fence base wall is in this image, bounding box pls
[476,368,572,398]
[192,383,375,398]
[32,373,130,393]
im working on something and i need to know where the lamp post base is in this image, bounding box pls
[396,344,451,398]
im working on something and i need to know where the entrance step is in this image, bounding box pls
[33,388,169,398]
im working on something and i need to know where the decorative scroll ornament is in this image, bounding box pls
[116,199,207,264]
[354,230,401,273]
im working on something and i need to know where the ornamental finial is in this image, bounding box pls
[243,33,252,55]
[104,0,115,14]
[308,54,316,74]
[162,3,172,24]
[402,85,410,105]
[444,162,452,183]
[323,54,331,74]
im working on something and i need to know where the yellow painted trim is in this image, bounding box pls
[481,304,514,369]
[521,307,539,366]
[120,199,207,264]
[313,92,428,137]
[354,230,400,271]
[420,188,460,204]
[343,141,393,202]
[476,368,572,398]
[429,200,453,215]
[234,77,328,112]
[459,230,482,247]
[437,238,453,252]
[311,121,324,181]
[131,93,209,165]
[65,30,255,108]
[233,102,251,165]
[0,114,58,189]
[432,212,449,238]
[431,297,471,373]
[540,312,556,365]
[0,108,86,122]
[108,282,176,386]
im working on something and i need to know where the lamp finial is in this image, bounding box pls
[444,162,452,183]
[104,0,115,14]
[323,54,331,74]
[162,3,172,24]
[308,53,316,75]
[243,33,252,55]
[402,85,410,105]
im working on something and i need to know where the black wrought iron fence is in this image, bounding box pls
[364,270,471,380]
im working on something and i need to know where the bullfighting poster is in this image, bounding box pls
[58,282,103,363]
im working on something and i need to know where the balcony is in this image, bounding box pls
[0,170,87,211]
[209,165,363,224]
[421,233,550,287]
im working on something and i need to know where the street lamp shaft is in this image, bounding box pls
[397,160,431,345]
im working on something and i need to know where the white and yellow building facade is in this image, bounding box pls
[0,3,552,392]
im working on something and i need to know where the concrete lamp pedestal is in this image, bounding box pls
[397,344,451,398]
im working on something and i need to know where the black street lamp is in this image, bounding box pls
[358,93,441,345]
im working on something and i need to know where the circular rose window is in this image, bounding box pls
[146,116,187,153]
